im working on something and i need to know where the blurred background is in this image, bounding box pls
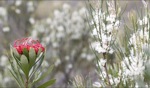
[0,0,96,87]
[0,0,146,88]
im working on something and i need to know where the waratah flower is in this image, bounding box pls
[11,37,45,78]
[13,38,45,54]
[10,38,56,88]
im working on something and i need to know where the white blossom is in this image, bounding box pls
[138,16,148,25]
[46,18,51,24]
[121,14,150,84]
[91,42,106,53]
[15,1,22,6]
[0,7,7,16]
[91,4,120,54]
[106,14,116,23]
[142,0,148,8]
[63,3,70,12]
[15,9,21,14]
[29,17,35,24]
[27,1,34,12]
[55,59,61,67]
[2,27,10,32]
[122,56,145,77]
[93,81,101,87]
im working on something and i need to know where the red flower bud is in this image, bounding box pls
[13,38,45,54]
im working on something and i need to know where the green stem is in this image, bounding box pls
[103,53,112,88]
[25,76,29,88]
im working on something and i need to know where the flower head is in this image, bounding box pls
[11,38,45,78]
[13,38,45,54]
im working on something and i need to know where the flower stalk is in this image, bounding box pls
[25,77,29,88]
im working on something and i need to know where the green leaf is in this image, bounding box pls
[29,48,36,59]
[11,47,21,60]
[23,48,29,60]
[12,53,22,68]
[33,65,54,84]
[35,53,44,64]
[9,69,23,88]
[29,54,44,80]
[16,64,25,87]
[8,63,24,88]
[20,55,29,77]
[37,79,56,88]
[20,55,28,65]
[29,48,36,68]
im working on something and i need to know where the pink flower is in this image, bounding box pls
[13,38,45,54]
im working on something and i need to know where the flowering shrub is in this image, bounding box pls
[88,0,150,88]
[89,0,122,87]
[91,2,120,54]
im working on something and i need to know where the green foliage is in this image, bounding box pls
[23,48,29,60]
[37,79,56,88]
[33,65,54,85]
[29,48,36,68]
[20,55,30,77]
[11,47,21,60]
[9,46,55,88]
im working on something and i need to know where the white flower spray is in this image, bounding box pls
[120,0,150,87]
[91,1,120,54]
[90,0,121,87]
